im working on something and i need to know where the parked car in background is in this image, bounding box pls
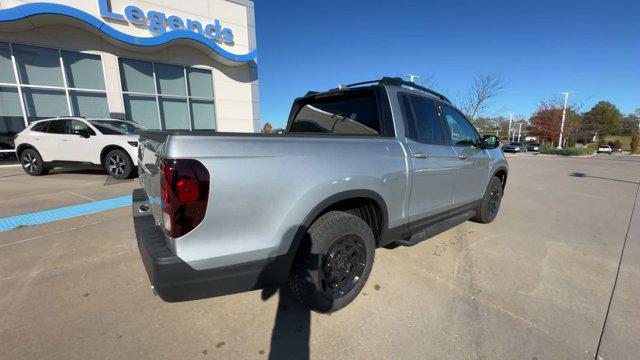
[526,143,544,152]
[131,77,509,313]
[502,141,526,153]
[597,145,613,154]
[14,117,144,179]
[611,146,623,154]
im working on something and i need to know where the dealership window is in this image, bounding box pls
[119,58,216,130]
[0,41,109,152]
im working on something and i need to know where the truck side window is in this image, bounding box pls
[402,95,446,145]
[440,105,479,147]
[289,89,381,136]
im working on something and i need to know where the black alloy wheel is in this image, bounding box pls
[320,235,367,299]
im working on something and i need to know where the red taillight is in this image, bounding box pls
[160,158,210,238]
[176,179,200,203]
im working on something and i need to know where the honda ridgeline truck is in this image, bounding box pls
[132,77,508,313]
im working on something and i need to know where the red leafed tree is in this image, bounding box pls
[529,99,581,145]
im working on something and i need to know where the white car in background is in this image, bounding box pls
[14,117,144,179]
[597,145,613,154]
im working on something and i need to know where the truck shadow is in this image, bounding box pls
[569,172,639,185]
[258,229,313,360]
[261,286,310,360]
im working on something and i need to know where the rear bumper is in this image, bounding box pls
[131,188,290,302]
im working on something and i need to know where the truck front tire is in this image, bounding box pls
[472,176,504,224]
[288,211,375,313]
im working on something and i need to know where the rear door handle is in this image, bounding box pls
[414,152,429,159]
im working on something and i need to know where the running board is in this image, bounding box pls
[396,210,477,247]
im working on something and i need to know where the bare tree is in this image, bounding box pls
[261,122,273,134]
[459,73,507,122]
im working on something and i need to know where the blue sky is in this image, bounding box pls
[253,0,639,129]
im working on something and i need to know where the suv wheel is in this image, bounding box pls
[105,149,133,179]
[20,148,50,176]
[288,211,375,313]
[472,176,503,224]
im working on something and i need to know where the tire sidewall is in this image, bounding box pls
[300,211,375,313]
[479,177,503,223]
[105,149,132,179]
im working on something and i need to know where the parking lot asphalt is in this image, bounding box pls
[1,154,639,359]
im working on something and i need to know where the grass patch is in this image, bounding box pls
[540,147,594,156]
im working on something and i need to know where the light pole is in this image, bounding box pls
[508,113,513,142]
[518,123,523,142]
[557,91,575,149]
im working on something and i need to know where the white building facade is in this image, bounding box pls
[0,0,259,154]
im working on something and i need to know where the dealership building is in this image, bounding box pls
[0,0,259,155]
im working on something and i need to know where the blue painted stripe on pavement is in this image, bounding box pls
[0,195,132,232]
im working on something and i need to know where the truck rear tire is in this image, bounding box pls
[288,211,375,313]
[472,176,503,224]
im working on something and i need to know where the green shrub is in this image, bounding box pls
[540,147,594,156]
[631,133,640,154]
[604,135,632,150]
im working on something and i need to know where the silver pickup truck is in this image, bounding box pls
[132,77,508,313]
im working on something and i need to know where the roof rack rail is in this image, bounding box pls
[327,77,451,103]
[378,77,451,103]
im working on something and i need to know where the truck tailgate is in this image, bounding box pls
[137,131,167,226]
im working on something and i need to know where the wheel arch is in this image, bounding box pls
[16,143,37,158]
[279,189,389,275]
[492,167,508,190]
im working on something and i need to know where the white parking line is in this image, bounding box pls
[66,191,96,202]
[0,220,101,249]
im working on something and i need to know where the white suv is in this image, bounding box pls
[597,145,612,154]
[14,117,144,179]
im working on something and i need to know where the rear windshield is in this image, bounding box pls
[510,142,524,146]
[288,89,381,136]
[89,120,145,135]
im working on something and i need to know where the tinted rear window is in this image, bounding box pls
[289,89,381,136]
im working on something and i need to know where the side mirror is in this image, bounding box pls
[481,135,501,150]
